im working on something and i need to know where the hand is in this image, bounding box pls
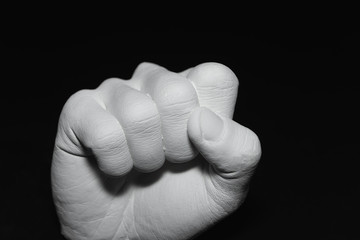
[51,62,261,240]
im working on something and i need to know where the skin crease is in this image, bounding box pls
[51,62,262,240]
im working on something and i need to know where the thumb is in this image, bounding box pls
[188,107,261,180]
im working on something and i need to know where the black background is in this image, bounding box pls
[1,27,359,239]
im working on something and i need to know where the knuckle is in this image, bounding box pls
[68,89,94,104]
[154,76,198,108]
[96,77,122,92]
[59,90,95,133]
[61,90,94,118]
[189,62,239,89]
[122,99,159,130]
[115,89,160,132]
[135,62,157,73]
[57,89,99,151]
[241,128,262,165]
[89,119,122,150]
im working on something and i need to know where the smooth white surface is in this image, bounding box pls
[52,62,261,240]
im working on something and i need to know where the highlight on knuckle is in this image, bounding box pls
[96,77,122,92]
[61,90,94,119]
[191,62,239,89]
[155,80,198,109]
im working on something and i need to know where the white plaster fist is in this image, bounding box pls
[52,62,261,240]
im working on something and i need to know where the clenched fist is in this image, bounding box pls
[51,62,261,240]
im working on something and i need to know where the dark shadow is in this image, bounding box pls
[84,155,129,196]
